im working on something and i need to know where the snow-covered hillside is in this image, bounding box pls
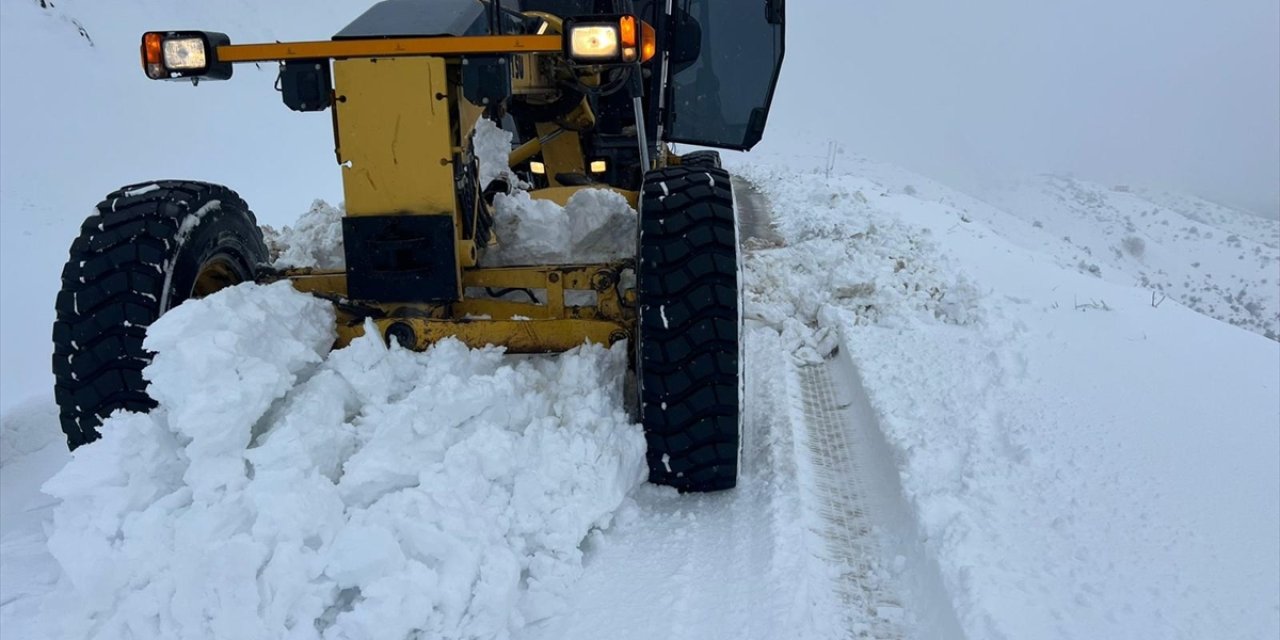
[980,175,1280,340]
[2,1,1278,640]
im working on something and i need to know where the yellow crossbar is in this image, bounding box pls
[216,34,563,63]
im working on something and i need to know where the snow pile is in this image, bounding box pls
[473,116,637,267]
[740,165,983,341]
[33,282,646,640]
[263,200,347,270]
[482,189,637,267]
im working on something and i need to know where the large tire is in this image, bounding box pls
[52,181,267,449]
[637,165,741,492]
[678,150,722,169]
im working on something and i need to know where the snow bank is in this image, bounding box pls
[33,282,646,640]
[740,164,983,339]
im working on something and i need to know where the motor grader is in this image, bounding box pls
[52,0,784,492]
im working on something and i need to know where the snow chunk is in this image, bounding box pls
[483,189,637,267]
[473,117,516,189]
[35,282,645,639]
[263,199,346,270]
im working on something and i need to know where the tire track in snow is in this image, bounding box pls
[787,342,966,640]
[732,176,784,247]
[792,355,909,638]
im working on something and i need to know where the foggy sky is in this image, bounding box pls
[760,0,1280,216]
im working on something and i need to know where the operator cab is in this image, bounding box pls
[662,0,785,150]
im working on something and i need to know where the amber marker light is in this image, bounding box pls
[640,20,656,62]
[620,16,637,47]
[142,32,164,79]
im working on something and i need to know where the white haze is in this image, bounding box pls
[758,0,1280,218]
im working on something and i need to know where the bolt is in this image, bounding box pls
[591,271,615,292]
[548,272,560,283]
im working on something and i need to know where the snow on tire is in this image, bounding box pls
[637,166,741,492]
[52,180,267,449]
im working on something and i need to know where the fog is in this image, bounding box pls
[758,0,1280,217]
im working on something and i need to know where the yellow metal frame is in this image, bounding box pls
[216,35,563,63]
[334,57,456,217]
[342,317,628,353]
[282,262,636,352]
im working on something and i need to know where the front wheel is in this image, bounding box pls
[636,165,741,492]
[52,181,267,449]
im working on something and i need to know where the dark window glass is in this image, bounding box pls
[668,0,784,150]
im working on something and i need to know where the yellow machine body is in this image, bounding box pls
[249,35,640,354]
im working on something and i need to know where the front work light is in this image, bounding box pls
[568,25,620,61]
[564,16,656,65]
[162,38,207,70]
[141,31,233,81]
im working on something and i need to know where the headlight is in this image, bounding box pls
[141,31,233,82]
[563,15,656,65]
[162,38,207,71]
[568,25,619,61]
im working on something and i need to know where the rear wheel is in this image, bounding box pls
[637,165,741,492]
[52,181,267,449]
[679,150,722,169]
